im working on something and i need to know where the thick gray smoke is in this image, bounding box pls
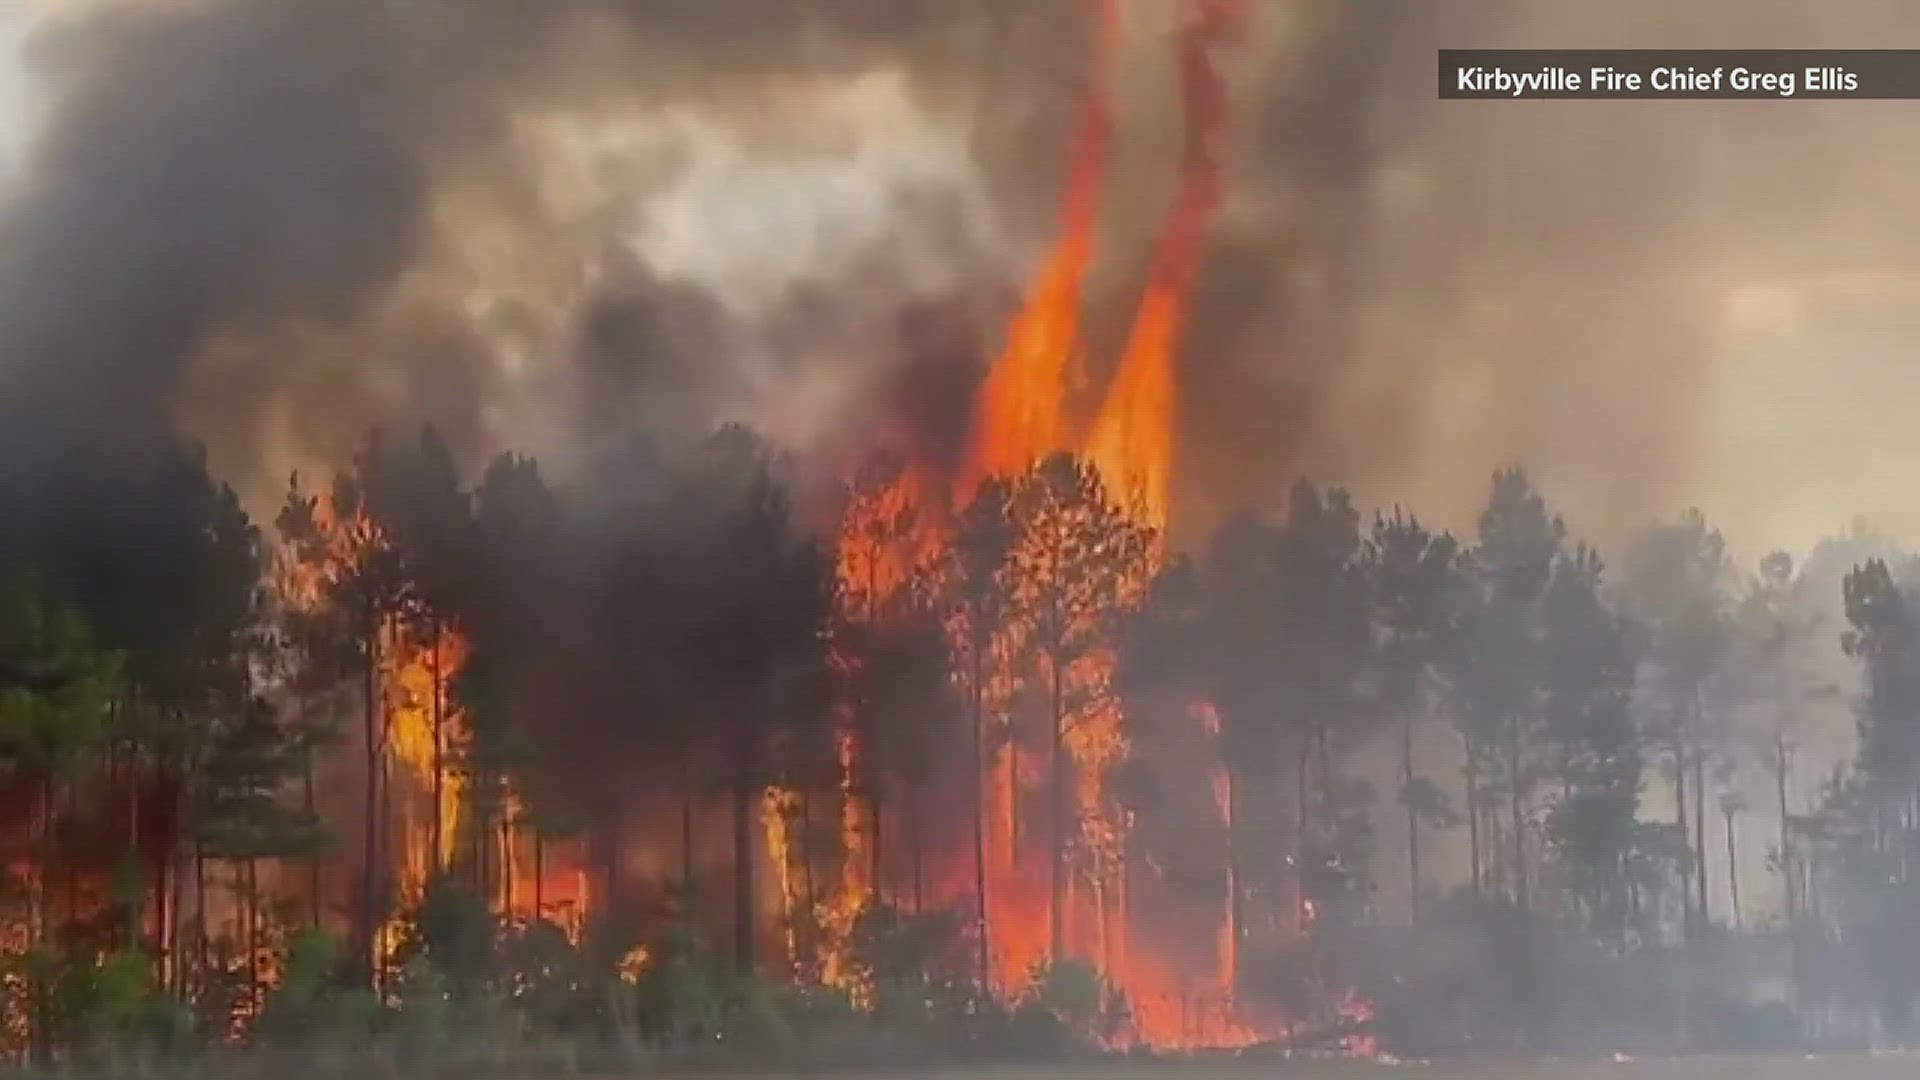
[1188,0,1920,551]
[6,0,1920,551]
[0,0,1081,491]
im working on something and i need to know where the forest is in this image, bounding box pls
[4,420,1920,1072]
[2,0,1919,1073]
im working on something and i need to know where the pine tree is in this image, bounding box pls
[1004,454,1153,964]
[1365,509,1460,925]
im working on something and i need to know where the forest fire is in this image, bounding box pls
[959,0,1114,498]
[277,477,593,970]
[800,0,1285,1051]
[11,0,1920,1068]
[1087,0,1245,530]
[305,2,1280,1036]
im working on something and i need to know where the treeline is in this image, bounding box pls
[2,423,1919,1065]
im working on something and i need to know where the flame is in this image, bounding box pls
[818,726,870,1000]
[386,621,468,904]
[814,0,1275,1050]
[1334,986,1379,1057]
[249,1,1376,1054]
[280,491,592,965]
[1086,0,1245,532]
[813,0,1378,1054]
[961,0,1117,492]
[761,785,804,976]
[1198,701,1236,995]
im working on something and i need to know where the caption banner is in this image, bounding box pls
[1439,50,1920,99]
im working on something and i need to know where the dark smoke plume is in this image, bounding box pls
[0,0,1081,486]
[9,0,1920,549]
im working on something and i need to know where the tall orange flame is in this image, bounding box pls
[1086,0,1246,532]
[961,0,1119,493]
[816,0,1299,1053]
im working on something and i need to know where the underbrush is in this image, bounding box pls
[1,885,1126,1078]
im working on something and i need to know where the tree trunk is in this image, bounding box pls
[150,852,166,976]
[1674,740,1693,935]
[194,836,208,995]
[1776,734,1794,919]
[1297,726,1313,849]
[733,711,758,974]
[1294,727,1314,933]
[910,785,925,914]
[1048,651,1067,963]
[431,618,445,874]
[29,774,49,947]
[300,744,321,931]
[1007,743,1021,855]
[1509,718,1528,912]
[28,782,50,1068]
[1693,749,1709,924]
[377,622,396,988]
[474,799,492,907]
[1465,739,1483,896]
[245,857,260,1018]
[1724,806,1741,928]
[166,747,191,994]
[797,787,817,958]
[502,813,516,913]
[1403,710,1421,925]
[534,830,546,922]
[127,740,143,953]
[869,755,886,910]
[163,845,181,995]
[970,644,992,991]
[359,610,381,985]
[1223,757,1242,988]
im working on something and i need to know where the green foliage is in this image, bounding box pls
[0,583,126,770]
[1021,957,1127,1045]
[628,918,734,1047]
[48,949,196,1059]
[495,917,594,1035]
[390,876,498,1000]
[254,928,383,1052]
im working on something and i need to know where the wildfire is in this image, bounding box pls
[819,727,870,999]
[761,784,804,977]
[770,0,1372,1055]
[278,489,591,968]
[1086,0,1246,532]
[961,0,1117,493]
[385,623,468,904]
[800,0,1335,1055]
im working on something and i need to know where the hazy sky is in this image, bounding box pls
[0,7,29,173]
[8,0,1920,566]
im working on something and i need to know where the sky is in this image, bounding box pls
[7,1,1920,564]
[0,5,29,174]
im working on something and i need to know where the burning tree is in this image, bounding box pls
[1004,453,1153,966]
[674,426,832,973]
[947,475,1018,990]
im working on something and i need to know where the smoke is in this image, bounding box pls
[6,0,1920,551]
[0,0,1073,499]
[1179,0,1920,552]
